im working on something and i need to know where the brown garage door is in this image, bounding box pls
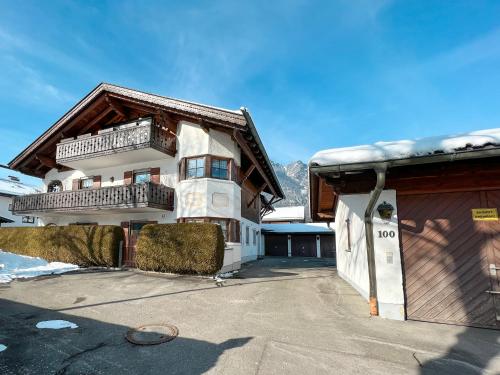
[265,234,288,256]
[291,235,317,257]
[398,191,500,329]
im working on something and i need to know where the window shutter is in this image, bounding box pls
[150,167,160,184]
[124,171,133,185]
[121,221,130,249]
[72,179,80,191]
[231,161,239,183]
[229,219,240,243]
[205,155,211,178]
[179,158,186,181]
[93,175,101,188]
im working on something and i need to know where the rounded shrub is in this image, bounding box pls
[0,225,122,266]
[135,223,225,275]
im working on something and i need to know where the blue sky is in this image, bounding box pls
[1,1,500,184]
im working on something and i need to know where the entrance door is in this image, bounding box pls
[291,235,316,257]
[398,191,500,329]
[121,221,156,267]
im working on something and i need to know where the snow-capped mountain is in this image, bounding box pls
[271,160,308,208]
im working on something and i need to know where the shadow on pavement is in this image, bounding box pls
[0,299,252,375]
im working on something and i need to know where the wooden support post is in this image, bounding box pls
[233,129,277,197]
[248,182,267,208]
[241,164,256,184]
[35,154,58,169]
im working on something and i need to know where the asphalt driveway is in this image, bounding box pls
[0,257,499,374]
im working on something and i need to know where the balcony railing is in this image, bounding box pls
[56,118,176,164]
[10,183,175,214]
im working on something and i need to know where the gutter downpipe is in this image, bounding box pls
[365,164,387,316]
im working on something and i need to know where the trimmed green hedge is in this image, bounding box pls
[136,223,225,275]
[0,225,123,267]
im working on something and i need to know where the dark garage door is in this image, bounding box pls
[320,235,336,259]
[291,235,317,257]
[398,191,500,329]
[265,234,288,256]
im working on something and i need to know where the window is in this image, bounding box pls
[211,159,228,180]
[22,216,35,224]
[245,225,250,245]
[134,170,151,184]
[47,180,62,193]
[187,157,205,179]
[80,177,94,189]
[253,229,257,245]
[211,219,228,242]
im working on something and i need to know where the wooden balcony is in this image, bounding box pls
[55,118,176,170]
[10,183,175,215]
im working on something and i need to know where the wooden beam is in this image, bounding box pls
[156,109,178,136]
[79,107,114,134]
[233,129,277,197]
[35,154,57,169]
[199,118,210,133]
[105,95,127,118]
[248,182,267,208]
[241,164,256,184]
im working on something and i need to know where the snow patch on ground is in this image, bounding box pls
[0,250,78,283]
[310,127,500,166]
[0,344,6,352]
[36,320,78,329]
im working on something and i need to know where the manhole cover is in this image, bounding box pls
[126,324,179,345]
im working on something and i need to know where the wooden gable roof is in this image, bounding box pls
[8,83,284,198]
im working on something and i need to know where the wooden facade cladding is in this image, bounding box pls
[310,157,500,221]
[10,182,174,214]
[55,119,176,165]
[241,181,261,224]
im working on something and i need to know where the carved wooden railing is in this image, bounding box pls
[56,119,176,163]
[10,183,175,214]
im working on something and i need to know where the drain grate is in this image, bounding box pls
[126,324,179,345]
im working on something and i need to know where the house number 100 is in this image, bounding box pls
[378,230,395,238]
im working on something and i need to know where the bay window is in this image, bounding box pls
[211,159,228,180]
[181,155,233,180]
[187,157,205,179]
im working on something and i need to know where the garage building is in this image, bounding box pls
[309,128,500,329]
[262,223,335,260]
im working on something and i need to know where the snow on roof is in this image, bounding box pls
[310,127,500,167]
[263,206,305,221]
[0,178,42,196]
[262,223,334,234]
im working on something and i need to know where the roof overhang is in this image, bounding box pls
[310,146,500,175]
[7,83,284,198]
[309,146,500,222]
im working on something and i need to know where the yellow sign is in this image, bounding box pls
[472,208,499,221]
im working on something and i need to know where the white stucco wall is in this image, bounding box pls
[335,190,405,320]
[177,121,210,159]
[0,196,38,227]
[176,178,241,220]
[240,217,260,263]
[43,158,178,192]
